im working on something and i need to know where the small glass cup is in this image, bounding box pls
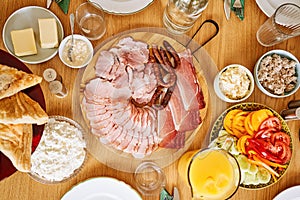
[163,0,209,34]
[75,2,106,40]
[256,3,300,47]
[134,161,166,196]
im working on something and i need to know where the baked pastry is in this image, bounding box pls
[0,92,48,125]
[0,124,32,172]
[0,64,42,100]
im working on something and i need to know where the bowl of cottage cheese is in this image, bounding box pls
[29,115,87,184]
[214,64,254,103]
[59,34,93,68]
[254,50,300,98]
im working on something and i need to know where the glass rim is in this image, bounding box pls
[272,3,300,36]
[187,148,241,200]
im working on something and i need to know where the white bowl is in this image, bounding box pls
[214,64,254,103]
[254,50,300,98]
[58,34,93,68]
[28,115,87,184]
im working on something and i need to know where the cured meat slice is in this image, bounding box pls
[158,106,176,138]
[177,50,206,110]
[100,126,123,144]
[82,37,206,158]
[95,50,115,80]
[85,78,131,101]
[115,37,149,71]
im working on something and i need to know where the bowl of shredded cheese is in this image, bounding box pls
[29,115,87,184]
[214,64,254,103]
[254,50,300,98]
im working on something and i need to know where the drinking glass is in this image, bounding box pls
[163,0,208,34]
[134,161,166,196]
[178,136,241,200]
[256,3,300,47]
[75,2,106,40]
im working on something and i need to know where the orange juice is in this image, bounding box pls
[178,149,240,200]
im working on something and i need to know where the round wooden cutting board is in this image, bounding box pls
[75,28,213,172]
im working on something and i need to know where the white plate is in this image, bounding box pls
[273,185,300,200]
[2,6,64,64]
[89,0,153,15]
[256,0,300,17]
[61,177,142,200]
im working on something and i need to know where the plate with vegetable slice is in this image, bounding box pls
[209,103,293,189]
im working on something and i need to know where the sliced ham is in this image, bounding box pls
[100,126,123,144]
[82,37,207,158]
[158,106,176,138]
[85,78,131,101]
[177,49,206,110]
[95,50,115,80]
[116,37,149,71]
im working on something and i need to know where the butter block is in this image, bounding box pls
[38,18,59,49]
[10,28,37,57]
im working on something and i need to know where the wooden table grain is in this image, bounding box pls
[1,0,300,200]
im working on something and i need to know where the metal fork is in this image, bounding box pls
[67,13,75,62]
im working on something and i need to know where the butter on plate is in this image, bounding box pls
[38,18,59,49]
[10,28,37,57]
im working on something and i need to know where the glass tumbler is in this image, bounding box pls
[75,2,106,40]
[134,161,166,196]
[256,3,300,47]
[163,0,209,35]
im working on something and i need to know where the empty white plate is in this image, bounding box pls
[89,0,153,15]
[61,177,142,200]
[256,0,300,17]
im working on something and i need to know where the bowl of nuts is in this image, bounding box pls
[254,50,300,98]
[214,64,254,103]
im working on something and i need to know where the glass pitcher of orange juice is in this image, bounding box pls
[178,137,241,200]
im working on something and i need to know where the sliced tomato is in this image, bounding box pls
[245,138,282,164]
[281,142,292,164]
[271,132,291,146]
[246,138,291,164]
[259,116,282,131]
[264,140,291,164]
[251,109,273,131]
[254,127,277,140]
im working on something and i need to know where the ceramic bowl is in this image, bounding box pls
[214,64,254,103]
[254,50,300,98]
[58,34,93,68]
[28,115,87,184]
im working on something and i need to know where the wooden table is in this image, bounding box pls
[1,0,300,199]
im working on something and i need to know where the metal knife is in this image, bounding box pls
[224,0,231,20]
[173,187,180,200]
[47,0,52,8]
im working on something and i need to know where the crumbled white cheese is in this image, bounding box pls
[31,118,86,182]
[219,66,251,100]
[62,39,90,66]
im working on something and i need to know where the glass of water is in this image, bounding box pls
[75,2,106,40]
[163,0,209,35]
[256,3,300,47]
